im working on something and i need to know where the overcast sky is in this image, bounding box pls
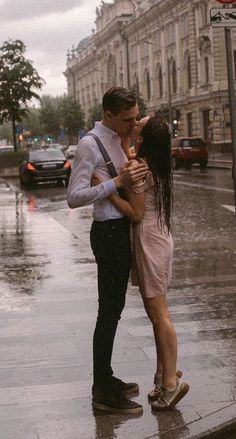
[0,0,101,97]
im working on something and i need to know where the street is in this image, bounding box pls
[0,166,236,439]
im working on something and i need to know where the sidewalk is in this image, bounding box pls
[0,180,236,439]
[207,153,232,170]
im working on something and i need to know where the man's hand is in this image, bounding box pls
[114,160,148,188]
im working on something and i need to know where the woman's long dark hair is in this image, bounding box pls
[137,116,173,233]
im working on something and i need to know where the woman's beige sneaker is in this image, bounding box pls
[148,370,183,402]
[151,377,189,411]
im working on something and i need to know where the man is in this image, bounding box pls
[67,87,147,414]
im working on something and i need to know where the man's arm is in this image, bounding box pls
[67,140,116,209]
[67,140,148,209]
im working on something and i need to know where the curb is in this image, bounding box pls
[207,161,232,170]
[154,403,236,439]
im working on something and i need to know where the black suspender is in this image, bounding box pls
[86,132,125,198]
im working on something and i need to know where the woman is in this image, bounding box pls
[94,116,189,410]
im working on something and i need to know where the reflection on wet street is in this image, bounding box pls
[0,168,236,439]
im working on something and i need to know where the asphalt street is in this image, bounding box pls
[0,166,236,439]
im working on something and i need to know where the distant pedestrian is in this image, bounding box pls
[67,86,147,414]
[95,115,190,410]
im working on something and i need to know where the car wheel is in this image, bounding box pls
[200,160,208,169]
[185,161,192,170]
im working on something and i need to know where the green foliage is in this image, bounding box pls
[22,107,44,138]
[40,99,60,140]
[0,122,12,143]
[58,96,85,143]
[87,100,103,129]
[0,39,44,150]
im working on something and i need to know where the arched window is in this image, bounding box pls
[144,69,151,101]
[107,54,117,86]
[184,51,192,89]
[158,66,163,98]
[172,59,177,94]
[133,73,139,97]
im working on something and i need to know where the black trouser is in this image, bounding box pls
[90,217,131,386]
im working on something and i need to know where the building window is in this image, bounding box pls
[107,54,117,86]
[234,50,236,79]
[204,56,209,83]
[158,66,163,98]
[200,1,208,27]
[146,70,151,101]
[172,59,177,94]
[187,113,192,137]
[133,73,139,97]
[187,54,192,89]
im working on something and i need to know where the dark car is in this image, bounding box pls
[171,137,208,169]
[65,144,77,159]
[19,148,71,188]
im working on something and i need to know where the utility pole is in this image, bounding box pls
[224,4,236,213]
[167,59,173,137]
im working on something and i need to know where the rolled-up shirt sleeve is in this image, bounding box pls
[67,139,116,209]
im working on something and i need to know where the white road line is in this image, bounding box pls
[174,180,233,193]
[222,204,235,213]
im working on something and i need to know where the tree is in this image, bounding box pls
[87,100,103,129]
[22,107,44,141]
[59,96,85,144]
[0,39,44,151]
[40,99,61,142]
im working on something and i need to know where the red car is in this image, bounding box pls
[171,137,208,169]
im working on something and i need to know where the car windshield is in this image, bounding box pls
[29,149,65,161]
[182,139,205,148]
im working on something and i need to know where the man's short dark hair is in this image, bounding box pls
[102,86,137,115]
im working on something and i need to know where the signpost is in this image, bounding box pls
[210,8,236,27]
[211,2,236,214]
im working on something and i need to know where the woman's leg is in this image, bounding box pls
[143,294,177,389]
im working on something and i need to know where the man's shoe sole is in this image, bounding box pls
[92,401,143,415]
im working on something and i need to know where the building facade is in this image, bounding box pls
[64,0,236,152]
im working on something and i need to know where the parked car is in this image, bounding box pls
[65,144,77,159]
[171,137,208,169]
[19,148,71,188]
[0,145,14,153]
[47,143,66,152]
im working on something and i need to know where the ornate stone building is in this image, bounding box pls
[64,0,236,151]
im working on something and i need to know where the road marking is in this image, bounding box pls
[222,204,235,213]
[174,180,233,193]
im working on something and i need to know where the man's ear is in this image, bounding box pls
[104,110,113,120]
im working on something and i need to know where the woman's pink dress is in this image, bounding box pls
[129,170,173,299]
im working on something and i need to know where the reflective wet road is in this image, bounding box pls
[0,167,235,439]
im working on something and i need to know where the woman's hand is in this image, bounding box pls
[91,174,102,187]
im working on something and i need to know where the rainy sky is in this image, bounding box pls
[0,0,101,97]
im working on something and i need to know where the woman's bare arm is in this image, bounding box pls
[108,191,145,223]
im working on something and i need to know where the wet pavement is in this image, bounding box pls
[0,167,236,439]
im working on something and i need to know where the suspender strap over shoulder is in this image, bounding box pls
[86,132,126,199]
[86,132,118,178]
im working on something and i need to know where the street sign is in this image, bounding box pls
[210,8,236,27]
[215,0,235,4]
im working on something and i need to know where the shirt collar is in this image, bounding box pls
[94,121,120,140]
